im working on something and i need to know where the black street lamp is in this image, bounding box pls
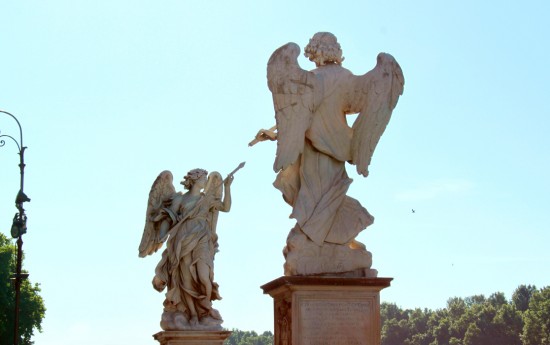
[1,110,30,345]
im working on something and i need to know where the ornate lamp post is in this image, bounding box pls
[1,110,30,345]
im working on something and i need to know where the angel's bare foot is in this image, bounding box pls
[189,315,199,326]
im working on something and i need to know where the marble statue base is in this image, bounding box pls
[261,276,392,345]
[153,330,231,345]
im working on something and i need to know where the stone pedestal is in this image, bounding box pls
[153,331,231,345]
[261,276,392,345]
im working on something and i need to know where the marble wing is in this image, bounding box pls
[349,53,404,177]
[267,42,322,172]
[138,170,176,257]
[204,171,223,252]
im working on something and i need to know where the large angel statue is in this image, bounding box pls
[138,163,243,330]
[251,32,404,276]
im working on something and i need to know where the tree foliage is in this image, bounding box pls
[0,233,46,345]
[521,286,550,345]
[513,285,537,313]
[224,284,549,345]
[225,329,273,345]
[381,284,549,345]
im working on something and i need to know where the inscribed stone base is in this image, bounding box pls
[261,276,392,345]
[153,330,231,345]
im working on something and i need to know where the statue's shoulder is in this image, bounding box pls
[312,64,351,74]
[180,193,202,209]
[167,192,187,209]
[312,65,353,86]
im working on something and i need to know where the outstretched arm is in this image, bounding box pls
[248,125,277,147]
[220,176,233,212]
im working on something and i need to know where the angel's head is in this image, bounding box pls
[181,168,208,190]
[304,32,344,67]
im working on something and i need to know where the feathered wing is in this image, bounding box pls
[267,42,322,172]
[138,170,176,257]
[204,172,223,252]
[350,53,405,177]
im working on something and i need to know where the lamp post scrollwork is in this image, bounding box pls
[1,109,30,345]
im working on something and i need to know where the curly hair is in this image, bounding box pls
[182,168,208,190]
[304,32,344,66]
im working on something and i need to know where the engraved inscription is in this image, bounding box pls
[299,300,373,345]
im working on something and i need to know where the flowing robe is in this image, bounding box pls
[154,193,222,318]
[274,64,373,246]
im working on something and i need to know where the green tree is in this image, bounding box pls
[382,318,410,345]
[488,292,507,308]
[512,284,537,312]
[408,308,431,338]
[463,323,482,345]
[381,302,407,322]
[447,297,466,320]
[464,295,486,306]
[0,233,46,345]
[461,296,521,345]
[492,304,522,345]
[407,332,432,345]
[225,329,273,345]
[379,285,546,345]
[446,297,471,341]
[448,337,462,345]
[431,316,451,345]
[462,303,498,345]
[521,286,550,345]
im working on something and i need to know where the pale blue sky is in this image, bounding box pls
[1,1,549,344]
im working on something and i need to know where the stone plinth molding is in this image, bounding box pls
[153,330,231,345]
[261,276,392,345]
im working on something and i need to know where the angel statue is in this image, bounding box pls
[250,32,404,277]
[138,163,244,330]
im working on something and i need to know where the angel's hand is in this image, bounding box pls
[224,175,234,188]
[249,128,277,146]
[257,129,277,141]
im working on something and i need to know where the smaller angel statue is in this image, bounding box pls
[138,163,244,331]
